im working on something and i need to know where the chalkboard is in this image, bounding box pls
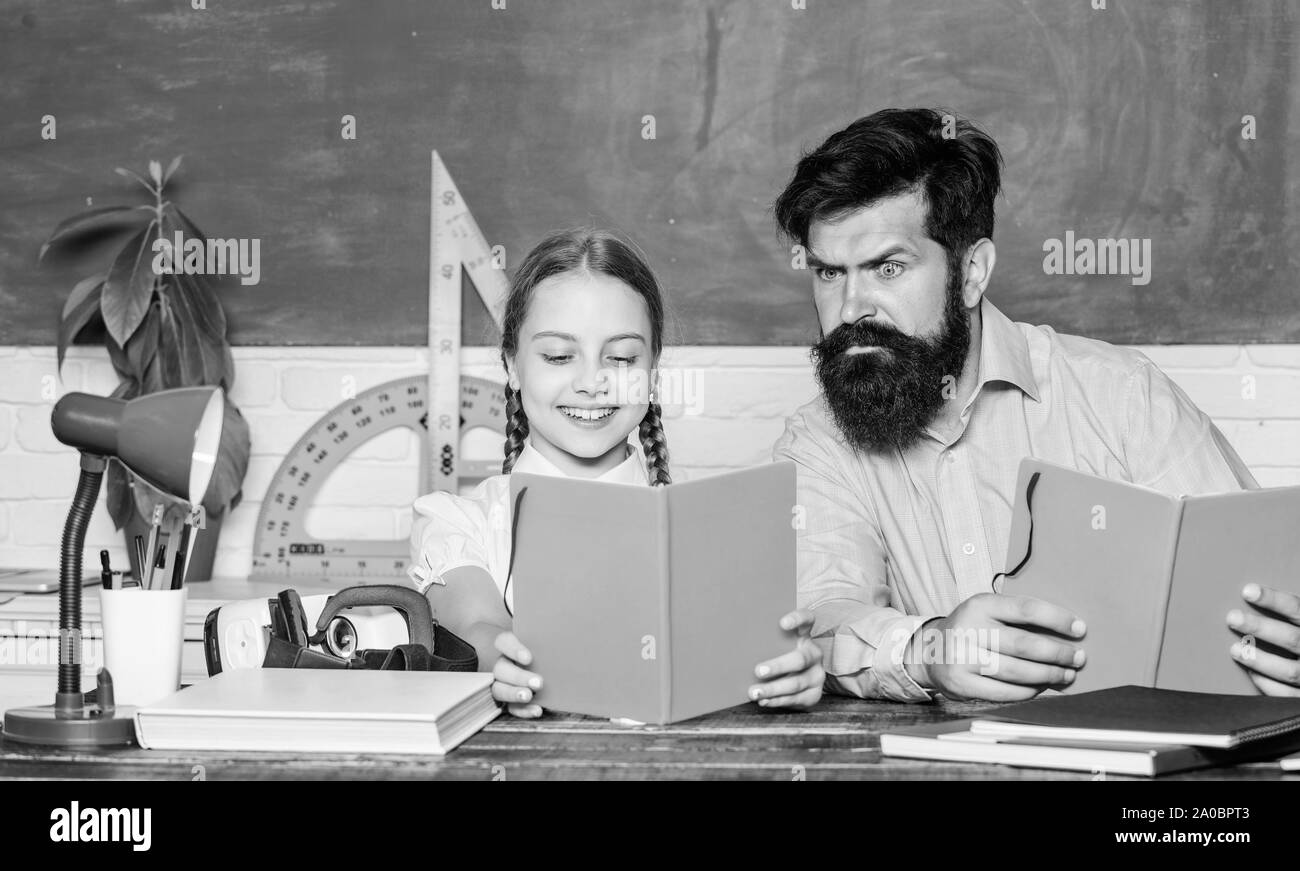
[3,0,1298,346]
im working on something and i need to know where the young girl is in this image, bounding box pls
[409,229,823,717]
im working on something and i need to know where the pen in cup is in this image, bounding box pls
[142,504,164,590]
[169,523,192,590]
[133,534,146,585]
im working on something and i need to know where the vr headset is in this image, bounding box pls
[204,584,476,675]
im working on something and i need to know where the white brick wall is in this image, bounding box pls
[1,343,1297,578]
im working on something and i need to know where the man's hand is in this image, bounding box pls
[748,610,824,710]
[905,593,1086,702]
[1228,584,1300,696]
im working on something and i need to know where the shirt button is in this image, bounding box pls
[962,542,975,555]
[946,452,957,464]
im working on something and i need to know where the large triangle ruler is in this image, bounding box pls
[249,152,507,581]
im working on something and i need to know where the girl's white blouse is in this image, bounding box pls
[408,439,648,610]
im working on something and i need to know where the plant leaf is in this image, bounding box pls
[203,397,250,517]
[61,271,106,321]
[105,457,135,531]
[57,273,106,374]
[100,222,158,346]
[169,205,207,242]
[129,469,188,531]
[221,344,235,391]
[164,155,183,185]
[167,278,227,385]
[114,166,155,195]
[105,334,133,383]
[163,206,227,340]
[151,296,178,386]
[171,297,207,385]
[104,380,141,530]
[124,299,161,378]
[148,160,163,186]
[172,268,228,349]
[39,206,149,261]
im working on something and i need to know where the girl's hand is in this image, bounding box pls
[491,631,545,717]
[748,610,825,710]
[1228,584,1300,696]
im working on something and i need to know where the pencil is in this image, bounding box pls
[169,523,192,590]
[133,534,146,584]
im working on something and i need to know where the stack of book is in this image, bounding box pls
[881,686,1300,777]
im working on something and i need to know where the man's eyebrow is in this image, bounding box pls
[807,244,917,270]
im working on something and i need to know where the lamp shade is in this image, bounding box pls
[51,387,225,505]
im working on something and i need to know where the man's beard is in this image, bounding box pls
[811,270,971,454]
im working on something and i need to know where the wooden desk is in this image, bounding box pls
[1,695,1294,780]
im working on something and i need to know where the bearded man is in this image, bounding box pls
[771,108,1299,702]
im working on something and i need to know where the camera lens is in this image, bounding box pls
[325,616,357,657]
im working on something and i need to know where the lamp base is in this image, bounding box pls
[4,702,137,748]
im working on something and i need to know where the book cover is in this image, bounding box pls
[1157,485,1300,693]
[970,685,1300,749]
[881,715,1299,777]
[999,458,1299,695]
[880,718,1209,777]
[509,462,796,724]
[134,669,499,755]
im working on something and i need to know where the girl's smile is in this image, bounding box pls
[557,405,620,423]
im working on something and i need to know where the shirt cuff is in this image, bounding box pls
[872,615,935,702]
[407,554,491,594]
[823,611,934,702]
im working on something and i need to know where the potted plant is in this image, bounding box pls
[41,157,250,582]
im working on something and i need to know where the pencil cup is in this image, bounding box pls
[99,587,188,707]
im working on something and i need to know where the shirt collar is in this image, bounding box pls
[974,296,1040,403]
[511,439,648,485]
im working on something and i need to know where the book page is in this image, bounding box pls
[1158,486,1300,694]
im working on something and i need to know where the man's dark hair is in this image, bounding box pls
[774,108,1003,276]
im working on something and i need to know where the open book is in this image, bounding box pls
[508,462,796,724]
[998,458,1300,694]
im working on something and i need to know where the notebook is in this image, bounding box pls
[508,462,796,725]
[134,669,499,754]
[0,569,100,593]
[880,718,1300,777]
[997,458,1300,694]
[970,685,1300,749]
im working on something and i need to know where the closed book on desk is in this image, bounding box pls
[134,669,499,755]
[509,462,796,725]
[880,719,1298,777]
[998,458,1300,694]
[971,685,1300,749]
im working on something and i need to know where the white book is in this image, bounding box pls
[134,669,500,755]
[881,720,1263,777]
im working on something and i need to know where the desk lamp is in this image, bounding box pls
[3,387,224,746]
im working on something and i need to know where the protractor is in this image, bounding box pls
[250,374,506,582]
